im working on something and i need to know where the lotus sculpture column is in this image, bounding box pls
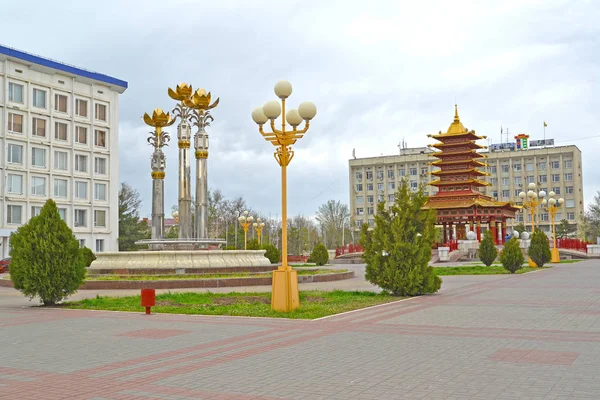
[143,109,174,240]
[188,89,219,239]
[169,83,194,239]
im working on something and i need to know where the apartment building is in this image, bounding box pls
[0,45,127,257]
[349,144,583,234]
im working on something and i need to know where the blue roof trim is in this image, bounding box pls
[0,45,128,89]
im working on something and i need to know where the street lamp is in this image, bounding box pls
[253,218,266,245]
[542,191,564,263]
[238,211,254,250]
[518,182,546,267]
[252,80,317,312]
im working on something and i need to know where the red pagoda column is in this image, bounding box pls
[442,222,448,243]
[501,219,507,244]
[490,218,497,244]
[449,222,454,240]
[476,218,481,241]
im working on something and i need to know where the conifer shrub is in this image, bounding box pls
[528,228,551,267]
[310,243,329,266]
[9,200,86,305]
[500,237,524,273]
[79,247,96,268]
[479,230,498,267]
[246,239,260,250]
[360,180,441,296]
[262,243,281,264]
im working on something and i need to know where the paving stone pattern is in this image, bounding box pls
[2,262,600,399]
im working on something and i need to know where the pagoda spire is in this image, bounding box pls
[454,104,459,122]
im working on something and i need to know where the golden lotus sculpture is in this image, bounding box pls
[168,83,194,101]
[143,108,176,128]
[186,88,219,110]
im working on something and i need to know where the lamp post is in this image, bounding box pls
[251,80,317,312]
[542,191,564,263]
[238,211,254,250]
[518,182,546,267]
[253,218,265,245]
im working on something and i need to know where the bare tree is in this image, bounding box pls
[315,200,350,249]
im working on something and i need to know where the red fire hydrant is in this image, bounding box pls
[141,288,156,315]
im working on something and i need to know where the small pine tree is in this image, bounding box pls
[529,228,551,267]
[79,247,97,267]
[10,200,86,305]
[513,223,526,234]
[310,243,329,266]
[360,180,441,296]
[500,237,524,273]
[262,243,281,264]
[246,239,260,250]
[479,230,498,267]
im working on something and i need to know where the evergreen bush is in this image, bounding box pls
[478,230,498,267]
[528,228,551,267]
[500,237,524,273]
[262,243,281,264]
[223,246,237,250]
[79,247,97,268]
[9,200,86,305]
[310,243,329,266]
[246,239,260,250]
[360,180,441,296]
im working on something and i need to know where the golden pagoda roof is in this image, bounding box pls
[430,159,488,167]
[430,149,486,158]
[430,142,485,150]
[428,105,486,140]
[423,197,520,211]
[429,178,491,187]
[431,168,488,176]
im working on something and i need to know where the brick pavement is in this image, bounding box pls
[1,261,600,399]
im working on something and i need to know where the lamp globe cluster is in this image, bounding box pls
[251,80,317,126]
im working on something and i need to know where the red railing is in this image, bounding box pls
[556,238,588,253]
[335,244,364,257]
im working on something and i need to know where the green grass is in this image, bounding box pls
[433,265,547,276]
[64,290,397,319]
[86,268,347,281]
[559,259,581,264]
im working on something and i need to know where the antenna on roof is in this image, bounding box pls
[352,148,356,159]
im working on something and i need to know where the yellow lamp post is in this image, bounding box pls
[238,211,254,250]
[542,191,564,263]
[253,218,266,245]
[518,182,546,267]
[251,80,317,312]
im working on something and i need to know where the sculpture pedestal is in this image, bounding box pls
[438,247,450,262]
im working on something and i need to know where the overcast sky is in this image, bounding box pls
[4,0,600,218]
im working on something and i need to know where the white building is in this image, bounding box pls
[0,45,127,257]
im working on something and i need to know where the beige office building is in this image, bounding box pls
[349,144,583,234]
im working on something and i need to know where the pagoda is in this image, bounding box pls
[423,106,519,243]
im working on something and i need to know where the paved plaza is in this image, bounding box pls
[2,261,600,399]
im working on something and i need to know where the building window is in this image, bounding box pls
[75,99,88,117]
[96,239,105,252]
[564,173,573,182]
[376,171,384,180]
[551,174,560,182]
[55,122,68,141]
[489,166,497,174]
[95,103,107,121]
[355,184,363,191]
[75,155,88,173]
[366,183,373,191]
[410,181,418,189]
[566,186,574,194]
[526,176,534,183]
[501,178,509,186]
[378,194,384,202]
[32,88,46,108]
[75,181,88,199]
[490,178,498,185]
[538,162,546,170]
[8,113,24,133]
[94,130,106,147]
[538,175,547,183]
[525,163,534,171]
[564,160,572,168]
[94,210,106,227]
[366,171,373,180]
[54,179,68,197]
[32,118,46,137]
[75,126,88,144]
[7,205,22,224]
[367,195,373,204]
[551,161,560,169]
[74,209,87,227]
[356,208,364,216]
[514,177,522,185]
[555,212,562,222]
[388,194,395,202]
[540,213,549,222]
[377,183,384,191]
[54,151,68,171]
[7,174,23,194]
[502,190,510,198]
[421,168,428,175]
[356,196,363,204]
[501,165,509,173]
[565,199,575,208]
[492,190,498,198]
[355,171,362,180]
[552,187,561,195]
[55,93,68,113]
[31,176,46,196]
[387,169,394,179]
[31,206,43,217]
[513,163,522,171]
[94,183,107,201]
[367,207,374,215]
[410,168,417,176]
[398,169,405,177]
[567,212,575,221]
[9,82,24,103]
[388,182,395,190]
[7,144,23,164]
[368,219,374,227]
[32,148,46,168]
[58,208,67,220]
